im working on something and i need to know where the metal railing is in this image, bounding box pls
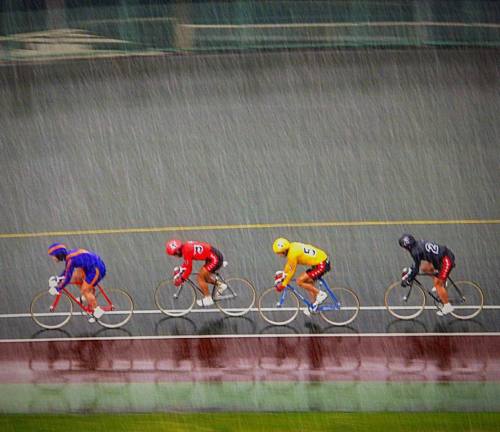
[1,1,499,62]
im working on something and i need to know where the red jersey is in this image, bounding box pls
[180,241,213,279]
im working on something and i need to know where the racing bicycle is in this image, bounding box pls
[31,277,134,329]
[258,277,360,326]
[384,273,484,320]
[154,262,256,317]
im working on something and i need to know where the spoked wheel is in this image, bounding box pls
[319,287,360,326]
[155,279,196,317]
[214,277,256,317]
[385,281,426,320]
[96,288,134,328]
[258,287,300,326]
[30,290,73,329]
[449,281,484,320]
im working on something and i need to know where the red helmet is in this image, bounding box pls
[166,239,183,256]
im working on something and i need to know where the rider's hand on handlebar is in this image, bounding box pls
[274,271,286,285]
[400,267,412,287]
[48,276,59,289]
[274,271,286,292]
[275,283,285,292]
[172,266,186,287]
[48,276,61,295]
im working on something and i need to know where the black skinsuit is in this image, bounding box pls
[407,240,455,281]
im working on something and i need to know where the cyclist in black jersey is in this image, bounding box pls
[399,234,456,316]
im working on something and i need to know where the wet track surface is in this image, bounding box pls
[1,307,500,341]
[1,336,499,383]
[1,334,499,412]
[0,48,499,340]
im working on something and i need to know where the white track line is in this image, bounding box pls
[1,332,500,344]
[1,305,499,319]
[183,21,500,29]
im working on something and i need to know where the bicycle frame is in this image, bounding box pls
[51,284,113,315]
[176,271,236,301]
[277,277,341,312]
[407,273,461,305]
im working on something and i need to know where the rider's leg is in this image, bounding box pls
[81,281,97,310]
[196,267,216,307]
[298,260,330,302]
[420,261,435,275]
[197,249,224,307]
[297,272,319,301]
[197,267,214,297]
[80,267,103,311]
[435,256,455,316]
[70,268,85,286]
[198,249,224,297]
[70,269,86,303]
[420,261,448,299]
[434,276,449,303]
[435,256,454,305]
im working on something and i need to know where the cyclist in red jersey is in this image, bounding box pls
[165,239,227,307]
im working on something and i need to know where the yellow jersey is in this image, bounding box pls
[282,242,328,286]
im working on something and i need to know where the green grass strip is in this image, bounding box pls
[1,412,500,432]
[1,382,499,413]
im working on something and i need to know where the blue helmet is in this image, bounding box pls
[398,234,416,250]
[48,242,68,258]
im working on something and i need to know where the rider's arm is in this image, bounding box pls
[180,245,194,280]
[408,251,422,281]
[58,259,74,290]
[282,257,298,287]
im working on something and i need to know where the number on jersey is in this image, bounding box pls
[425,242,439,255]
[303,247,317,257]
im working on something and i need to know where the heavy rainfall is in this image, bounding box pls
[0,0,499,427]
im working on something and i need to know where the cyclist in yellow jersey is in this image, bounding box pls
[272,238,330,310]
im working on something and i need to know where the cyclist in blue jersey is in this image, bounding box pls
[48,243,106,321]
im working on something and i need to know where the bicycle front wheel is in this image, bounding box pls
[97,288,134,328]
[258,287,299,326]
[30,290,73,329]
[214,277,256,317]
[449,281,484,320]
[320,287,360,326]
[385,281,425,320]
[155,279,196,317]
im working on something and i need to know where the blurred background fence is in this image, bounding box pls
[1,0,499,61]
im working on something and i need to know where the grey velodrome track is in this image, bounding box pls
[0,48,499,340]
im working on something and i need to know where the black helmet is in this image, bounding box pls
[399,234,416,250]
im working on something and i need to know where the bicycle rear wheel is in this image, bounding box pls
[30,290,73,329]
[258,287,299,325]
[320,287,360,326]
[96,288,134,328]
[385,281,425,320]
[449,281,484,320]
[214,277,256,317]
[155,279,196,317]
